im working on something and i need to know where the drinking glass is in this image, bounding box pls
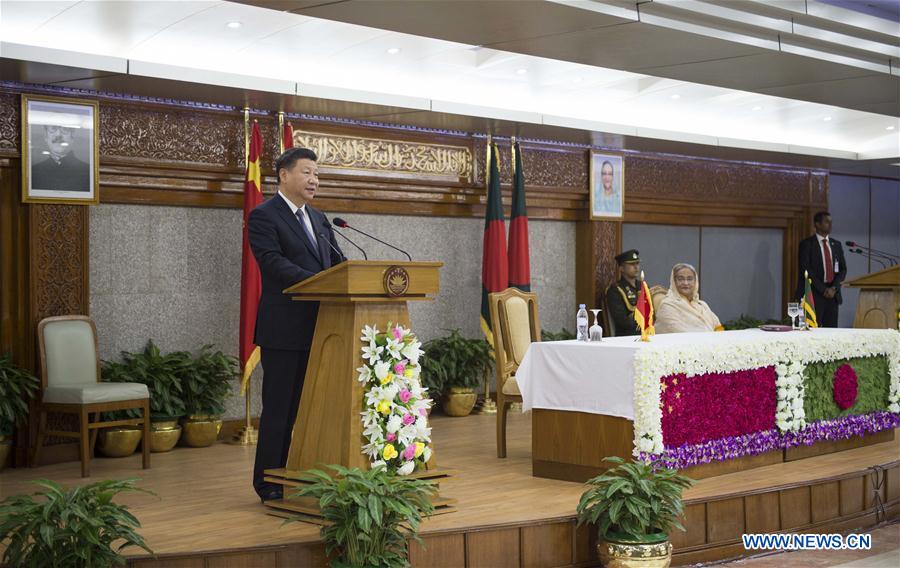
[589,309,603,342]
[787,302,800,330]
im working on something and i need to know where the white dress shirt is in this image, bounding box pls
[278,190,317,246]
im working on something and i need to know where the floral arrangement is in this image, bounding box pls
[633,329,900,466]
[832,364,858,410]
[357,324,433,475]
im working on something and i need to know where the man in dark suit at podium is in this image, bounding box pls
[797,211,846,328]
[248,147,344,502]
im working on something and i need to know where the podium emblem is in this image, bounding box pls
[383,266,410,297]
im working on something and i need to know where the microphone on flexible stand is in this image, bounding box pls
[318,231,347,262]
[845,241,900,262]
[323,218,367,260]
[849,248,887,269]
[332,217,412,261]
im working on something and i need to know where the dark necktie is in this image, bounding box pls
[822,237,834,282]
[295,208,320,259]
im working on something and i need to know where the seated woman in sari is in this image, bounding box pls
[655,263,723,333]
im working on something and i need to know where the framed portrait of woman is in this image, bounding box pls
[21,94,100,205]
[589,151,624,220]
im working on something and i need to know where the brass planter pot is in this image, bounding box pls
[149,419,182,453]
[181,415,222,448]
[597,534,672,568]
[442,387,477,417]
[0,435,11,470]
[97,427,142,458]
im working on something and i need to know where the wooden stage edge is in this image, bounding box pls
[1,415,898,568]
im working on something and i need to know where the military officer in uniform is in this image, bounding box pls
[605,249,642,336]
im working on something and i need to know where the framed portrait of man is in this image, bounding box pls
[21,95,99,205]
[589,151,624,220]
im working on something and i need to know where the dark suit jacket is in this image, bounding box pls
[31,153,91,192]
[248,193,344,350]
[796,235,847,304]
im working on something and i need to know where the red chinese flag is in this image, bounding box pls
[282,122,294,153]
[240,122,263,393]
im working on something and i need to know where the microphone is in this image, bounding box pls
[317,231,347,262]
[332,217,412,261]
[846,241,900,261]
[850,248,887,269]
[323,217,367,260]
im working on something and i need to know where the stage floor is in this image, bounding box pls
[1,413,898,566]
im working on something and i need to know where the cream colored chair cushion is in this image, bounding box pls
[43,383,149,405]
[501,375,521,396]
[42,320,98,387]
[504,297,532,365]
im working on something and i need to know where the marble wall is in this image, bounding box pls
[90,203,575,419]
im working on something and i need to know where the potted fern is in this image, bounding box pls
[577,457,693,567]
[179,345,237,447]
[0,353,39,469]
[101,340,188,454]
[0,478,153,567]
[288,465,435,568]
[420,329,492,417]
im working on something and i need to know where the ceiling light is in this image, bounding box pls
[386,47,401,55]
[227,21,242,29]
[823,116,832,121]
[42,151,50,155]
[60,142,69,146]
[887,126,896,131]
[515,68,528,75]
[752,105,763,111]
[670,94,680,100]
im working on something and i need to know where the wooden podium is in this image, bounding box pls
[262,261,455,516]
[846,265,899,329]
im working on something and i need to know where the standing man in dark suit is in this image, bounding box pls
[797,211,846,328]
[248,147,344,502]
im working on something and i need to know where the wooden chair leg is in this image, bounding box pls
[89,412,99,456]
[141,399,151,469]
[79,408,90,477]
[497,394,508,459]
[31,409,47,467]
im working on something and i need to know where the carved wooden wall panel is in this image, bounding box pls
[29,205,89,322]
[473,142,588,190]
[0,92,19,153]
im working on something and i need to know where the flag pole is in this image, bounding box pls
[232,110,258,446]
[477,134,498,416]
[278,111,285,154]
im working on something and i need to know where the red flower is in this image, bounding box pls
[660,366,777,449]
[833,364,858,410]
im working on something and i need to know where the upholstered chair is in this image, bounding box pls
[33,315,150,477]
[488,288,541,458]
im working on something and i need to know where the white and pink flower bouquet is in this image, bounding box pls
[357,323,433,475]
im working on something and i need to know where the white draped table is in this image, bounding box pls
[515,328,899,482]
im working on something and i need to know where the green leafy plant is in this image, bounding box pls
[420,329,493,393]
[101,340,188,420]
[288,465,436,568]
[722,314,790,330]
[576,457,694,542]
[181,345,237,416]
[0,353,39,436]
[541,328,576,341]
[0,478,153,568]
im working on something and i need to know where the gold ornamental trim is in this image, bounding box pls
[383,266,410,297]
[293,131,473,182]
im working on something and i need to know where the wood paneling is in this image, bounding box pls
[670,503,706,549]
[532,409,633,482]
[409,533,466,568]
[840,476,865,516]
[206,551,280,568]
[744,492,780,533]
[706,498,744,543]
[521,521,574,568]
[811,482,841,523]
[465,528,520,568]
[573,523,595,566]
[780,487,811,529]
[131,558,204,568]
[887,465,900,502]
[681,450,782,481]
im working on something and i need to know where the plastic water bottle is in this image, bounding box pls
[576,304,589,341]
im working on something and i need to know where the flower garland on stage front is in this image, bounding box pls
[632,329,900,466]
[357,324,433,475]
